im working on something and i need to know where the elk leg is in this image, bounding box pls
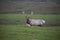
[26,24,31,27]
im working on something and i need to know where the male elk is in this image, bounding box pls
[26,16,45,27]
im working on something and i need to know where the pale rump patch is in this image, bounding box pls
[41,20,45,25]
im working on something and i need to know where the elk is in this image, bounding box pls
[26,16,45,27]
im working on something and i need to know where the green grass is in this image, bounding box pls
[0,14,60,40]
[0,14,60,25]
[0,25,60,40]
[0,14,60,21]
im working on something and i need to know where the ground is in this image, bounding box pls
[0,25,60,40]
[0,14,60,40]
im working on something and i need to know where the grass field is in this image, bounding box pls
[0,14,60,25]
[0,14,60,40]
[0,25,60,40]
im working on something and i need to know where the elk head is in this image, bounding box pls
[26,16,30,24]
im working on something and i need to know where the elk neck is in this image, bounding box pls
[26,18,30,24]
